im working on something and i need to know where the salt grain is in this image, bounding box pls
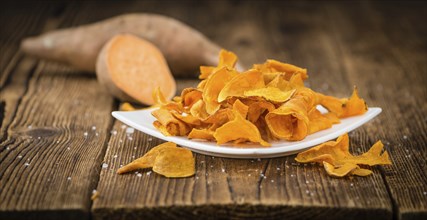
[403,135,408,139]
[92,126,96,130]
[6,147,10,150]
[291,174,295,177]
[111,130,117,135]
[276,167,281,170]
[423,192,427,195]
[113,155,118,158]
[24,162,30,166]
[271,180,274,183]
[306,180,309,184]
[146,171,152,176]
[248,174,252,176]
[257,158,261,162]
[67,147,70,150]
[148,137,153,141]
[306,190,310,194]
[17,155,22,159]
[67,177,71,181]
[84,132,88,137]
[350,183,354,187]
[28,125,32,129]
[121,125,127,129]
[102,163,108,169]
[126,127,135,134]
[221,168,225,172]
[136,173,142,177]
[38,137,41,140]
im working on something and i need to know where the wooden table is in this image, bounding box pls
[1,1,426,219]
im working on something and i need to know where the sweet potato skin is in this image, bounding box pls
[96,34,176,105]
[21,13,224,77]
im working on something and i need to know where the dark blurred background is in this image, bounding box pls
[1,0,425,76]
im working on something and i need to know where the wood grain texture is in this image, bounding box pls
[324,2,427,219]
[1,0,426,219]
[0,3,116,219]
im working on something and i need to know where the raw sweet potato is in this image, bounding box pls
[21,13,242,77]
[96,34,176,105]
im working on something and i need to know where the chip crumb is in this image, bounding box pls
[91,190,99,200]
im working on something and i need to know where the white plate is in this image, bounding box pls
[112,106,381,158]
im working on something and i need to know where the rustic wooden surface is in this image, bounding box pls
[1,1,426,220]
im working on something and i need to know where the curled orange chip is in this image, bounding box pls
[265,95,309,141]
[117,142,195,178]
[203,67,238,114]
[199,50,238,79]
[117,142,177,174]
[295,134,391,177]
[340,87,368,118]
[181,88,202,108]
[254,59,308,81]
[308,108,332,134]
[214,101,270,146]
[188,128,215,141]
[153,147,195,178]
[244,87,296,103]
[152,108,190,136]
[217,69,265,102]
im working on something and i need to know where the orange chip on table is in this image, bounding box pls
[295,134,391,177]
[117,142,195,178]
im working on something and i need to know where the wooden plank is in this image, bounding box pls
[0,60,115,219]
[0,2,117,219]
[92,1,393,219]
[324,1,427,219]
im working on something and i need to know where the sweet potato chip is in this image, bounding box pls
[244,87,296,103]
[188,128,215,140]
[120,102,136,111]
[265,95,309,141]
[340,87,368,118]
[199,49,238,79]
[203,67,238,114]
[308,108,333,134]
[214,101,270,146]
[153,147,195,178]
[181,88,202,108]
[217,69,265,102]
[254,59,308,80]
[152,108,190,136]
[295,134,391,177]
[117,142,195,178]
[117,142,177,174]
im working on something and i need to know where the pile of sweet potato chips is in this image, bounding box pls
[151,50,368,146]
